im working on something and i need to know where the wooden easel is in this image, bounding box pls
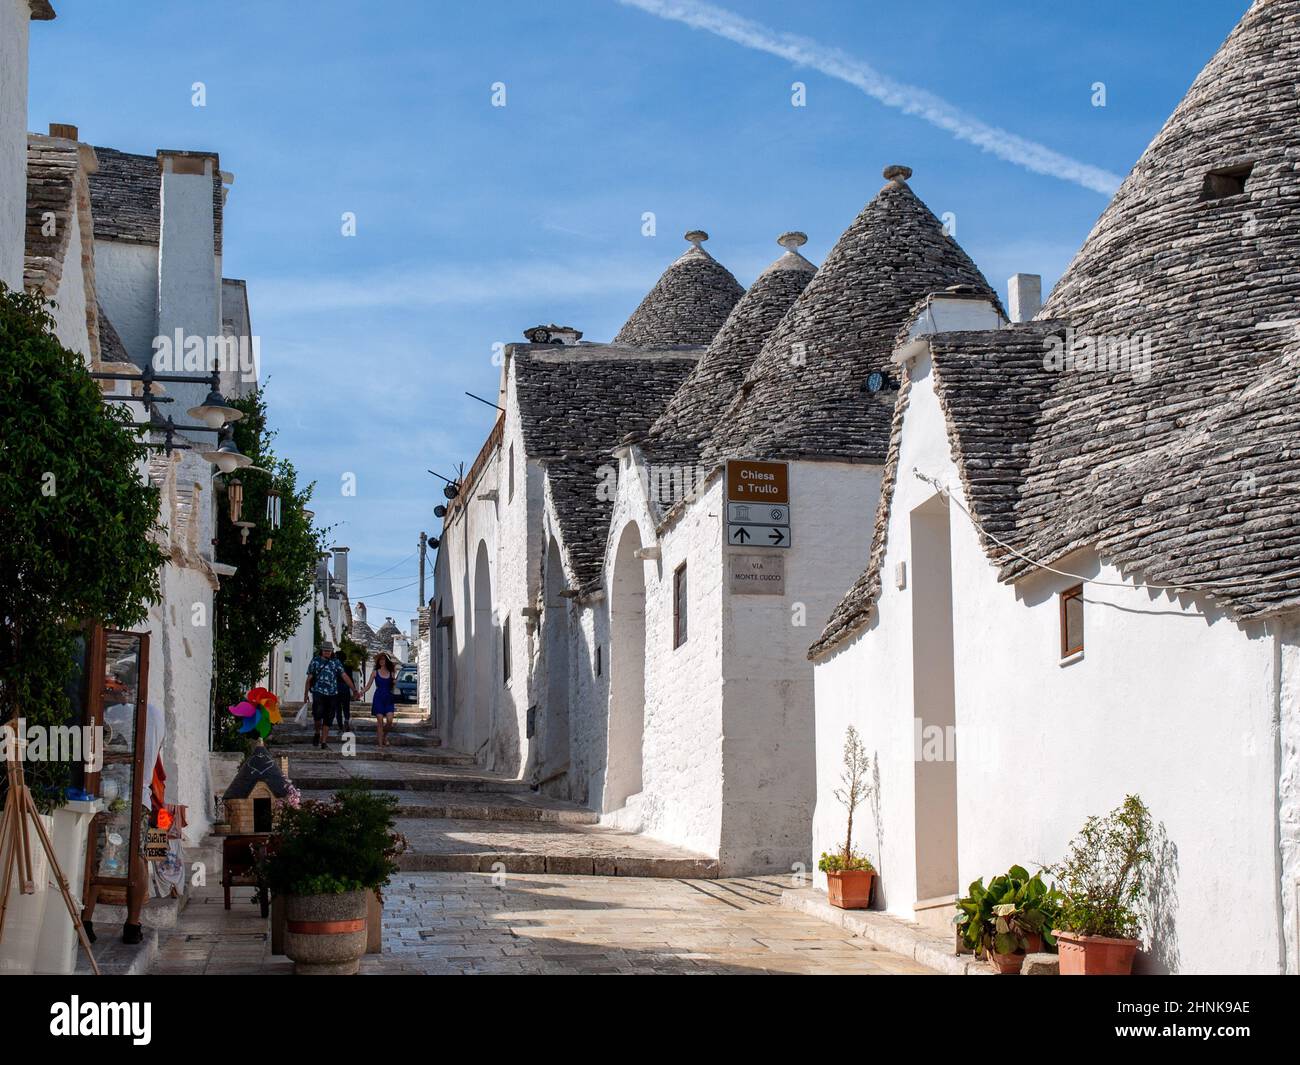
[0,721,100,975]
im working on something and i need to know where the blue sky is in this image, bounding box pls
[30,0,1247,629]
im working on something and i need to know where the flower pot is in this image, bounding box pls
[283,890,368,975]
[826,868,875,909]
[989,932,1043,975]
[1054,931,1138,975]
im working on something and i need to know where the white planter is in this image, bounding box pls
[35,799,102,973]
[0,812,53,975]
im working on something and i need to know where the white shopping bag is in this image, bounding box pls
[293,703,309,725]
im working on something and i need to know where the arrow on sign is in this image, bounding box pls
[768,528,785,545]
[733,527,751,543]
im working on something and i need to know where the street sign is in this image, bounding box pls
[729,553,785,595]
[726,459,791,550]
[728,524,790,547]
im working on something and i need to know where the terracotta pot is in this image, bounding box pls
[1055,931,1138,975]
[826,868,875,909]
[283,890,368,975]
[989,932,1043,975]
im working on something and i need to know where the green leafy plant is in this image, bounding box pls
[955,866,1062,956]
[213,384,327,751]
[259,780,406,900]
[818,851,875,874]
[1050,794,1152,939]
[819,724,875,874]
[0,285,164,810]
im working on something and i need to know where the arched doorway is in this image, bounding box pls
[542,537,571,782]
[606,522,646,811]
[471,540,495,755]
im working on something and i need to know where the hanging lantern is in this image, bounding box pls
[266,488,282,530]
[227,477,244,524]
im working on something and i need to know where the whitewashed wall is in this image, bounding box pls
[812,348,1293,974]
[47,196,91,356]
[592,450,881,873]
[93,239,157,364]
[0,0,28,290]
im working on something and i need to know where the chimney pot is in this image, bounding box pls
[48,123,78,141]
[1008,273,1043,323]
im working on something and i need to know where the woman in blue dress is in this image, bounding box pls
[360,652,398,748]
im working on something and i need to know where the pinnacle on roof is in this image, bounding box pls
[703,165,998,466]
[613,230,744,347]
[642,230,817,472]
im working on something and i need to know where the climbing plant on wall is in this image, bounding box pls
[0,285,165,810]
[213,384,326,750]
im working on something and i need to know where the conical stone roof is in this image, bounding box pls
[1005,0,1300,614]
[641,231,816,471]
[614,230,744,347]
[703,168,998,466]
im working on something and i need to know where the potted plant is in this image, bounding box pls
[818,725,876,909]
[1050,794,1152,975]
[259,780,406,974]
[955,866,1062,974]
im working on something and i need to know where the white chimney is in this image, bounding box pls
[333,546,349,597]
[157,150,220,432]
[1008,273,1042,324]
[0,2,49,289]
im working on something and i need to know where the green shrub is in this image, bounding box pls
[955,865,1062,956]
[1051,794,1152,939]
[0,285,164,810]
[260,780,405,899]
[818,851,875,874]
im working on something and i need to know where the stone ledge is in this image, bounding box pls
[779,886,993,975]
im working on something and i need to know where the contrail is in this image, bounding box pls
[618,0,1123,196]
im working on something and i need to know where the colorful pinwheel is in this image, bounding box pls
[226,687,283,739]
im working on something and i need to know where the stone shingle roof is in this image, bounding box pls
[810,324,1062,658]
[613,231,743,347]
[23,137,81,297]
[511,342,701,590]
[641,232,816,474]
[703,168,999,467]
[374,618,402,651]
[813,0,1300,656]
[29,2,56,19]
[96,303,130,363]
[89,147,224,254]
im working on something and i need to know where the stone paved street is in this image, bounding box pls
[157,874,933,975]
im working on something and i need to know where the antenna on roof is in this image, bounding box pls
[465,391,505,413]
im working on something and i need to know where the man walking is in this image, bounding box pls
[303,641,356,749]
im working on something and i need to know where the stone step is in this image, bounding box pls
[391,817,720,879]
[298,788,599,824]
[275,728,441,748]
[271,746,475,768]
[285,764,527,794]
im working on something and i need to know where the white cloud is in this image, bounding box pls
[251,256,652,315]
[618,0,1124,196]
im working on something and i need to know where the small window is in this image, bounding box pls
[673,563,688,649]
[508,444,515,503]
[1199,162,1253,201]
[502,616,512,683]
[595,644,602,677]
[1060,584,1084,658]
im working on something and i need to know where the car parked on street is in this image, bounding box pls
[395,665,418,703]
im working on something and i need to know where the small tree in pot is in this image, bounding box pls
[260,781,406,974]
[1050,794,1152,975]
[817,726,876,909]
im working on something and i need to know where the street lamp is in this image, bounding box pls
[188,385,244,430]
[199,427,253,474]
